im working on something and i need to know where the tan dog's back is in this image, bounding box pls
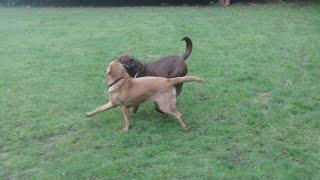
[129,76,202,91]
[119,76,202,107]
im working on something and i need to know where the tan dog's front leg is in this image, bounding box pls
[85,101,116,117]
[120,105,131,131]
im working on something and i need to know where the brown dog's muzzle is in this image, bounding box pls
[122,62,137,78]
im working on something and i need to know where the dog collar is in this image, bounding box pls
[134,72,139,79]
[107,77,124,89]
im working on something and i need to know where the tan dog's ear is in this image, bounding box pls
[106,60,116,74]
[106,66,111,74]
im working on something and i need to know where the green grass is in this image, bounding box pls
[1,4,320,179]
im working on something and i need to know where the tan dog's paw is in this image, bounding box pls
[184,127,189,133]
[122,125,131,132]
[85,112,93,117]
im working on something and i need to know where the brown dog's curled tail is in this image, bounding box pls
[169,76,203,86]
[180,36,193,61]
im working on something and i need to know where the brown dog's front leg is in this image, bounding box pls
[120,105,131,131]
[85,101,116,117]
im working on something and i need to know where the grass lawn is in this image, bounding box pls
[1,3,320,179]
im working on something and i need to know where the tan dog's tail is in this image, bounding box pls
[169,76,203,86]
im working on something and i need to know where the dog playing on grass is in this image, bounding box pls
[85,61,202,132]
[118,36,192,113]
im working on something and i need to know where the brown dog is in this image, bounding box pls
[118,36,192,113]
[85,61,202,132]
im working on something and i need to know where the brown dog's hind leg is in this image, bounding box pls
[133,104,139,114]
[175,84,183,96]
[120,105,131,131]
[85,101,116,117]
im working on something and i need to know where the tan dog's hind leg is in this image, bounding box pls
[120,105,131,131]
[163,108,188,133]
[85,101,116,117]
[154,88,189,132]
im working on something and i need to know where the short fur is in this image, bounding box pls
[118,36,193,113]
[85,61,202,132]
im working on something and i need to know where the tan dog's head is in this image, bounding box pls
[105,61,130,81]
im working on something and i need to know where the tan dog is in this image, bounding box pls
[85,61,203,132]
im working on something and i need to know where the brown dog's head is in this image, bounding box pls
[105,61,130,81]
[117,55,142,78]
